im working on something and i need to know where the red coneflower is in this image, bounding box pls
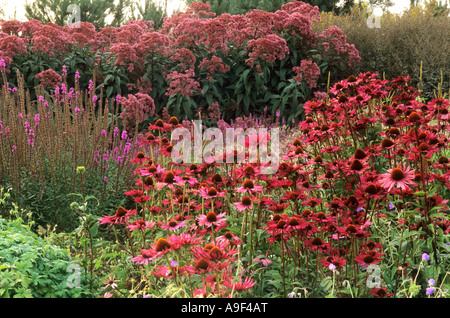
[127,219,156,232]
[131,248,156,265]
[167,116,182,128]
[130,151,148,164]
[148,118,172,132]
[344,158,370,175]
[355,249,384,267]
[156,170,182,190]
[379,165,416,192]
[140,133,160,146]
[320,255,347,269]
[193,257,211,274]
[305,236,330,252]
[159,143,175,157]
[160,219,187,231]
[216,231,242,246]
[380,138,395,150]
[138,163,165,177]
[197,211,227,229]
[199,186,226,199]
[224,276,256,291]
[236,179,264,194]
[167,233,204,250]
[99,207,137,225]
[234,196,254,212]
[174,175,198,187]
[370,287,393,298]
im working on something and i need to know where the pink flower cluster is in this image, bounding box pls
[0,33,26,69]
[35,69,62,88]
[318,26,361,67]
[119,93,156,132]
[165,69,201,98]
[198,56,230,81]
[246,34,290,68]
[293,59,321,88]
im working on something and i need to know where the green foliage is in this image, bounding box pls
[0,214,91,298]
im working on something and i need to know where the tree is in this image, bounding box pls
[129,0,168,29]
[24,0,133,28]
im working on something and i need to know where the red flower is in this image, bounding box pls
[379,165,417,192]
[99,207,136,225]
[355,249,384,267]
[370,287,393,298]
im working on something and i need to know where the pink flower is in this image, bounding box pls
[165,69,201,97]
[160,219,187,231]
[127,219,155,231]
[246,34,289,67]
[233,196,254,212]
[99,207,137,225]
[253,258,272,267]
[119,93,155,132]
[379,165,417,192]
[35,69,62,88]
[235,179,264,194]
[224,276,256,291]
[131,248,157,265]
[293,59,320,88]
[198,186,226,199]
[197,211,227,229]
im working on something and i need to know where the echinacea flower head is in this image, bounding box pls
[99,207,136,225]
[224,276,256,291]
[103,275,119,290]
[160,219,187,231]
[127,219,156,232]
[131,248,156,265]
[130,151,148,164]
[234,196,253,212]
[355,249,383,267]
[370,287,393,298]
[236,179,263,193]
[148,118,172,132]
[199,186,226,199]
[155,237,172,253]
[194,257,211,274]
[379,165,416,192]
[197,211,227,229]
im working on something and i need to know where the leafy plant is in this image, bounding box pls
[0,192,91,298]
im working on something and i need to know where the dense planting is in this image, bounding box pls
[0,1,359,125]
[0,1,449,299]
[96,72,450,298]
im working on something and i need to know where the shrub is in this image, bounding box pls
[0,1,360,126]
[313,4,450,100]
